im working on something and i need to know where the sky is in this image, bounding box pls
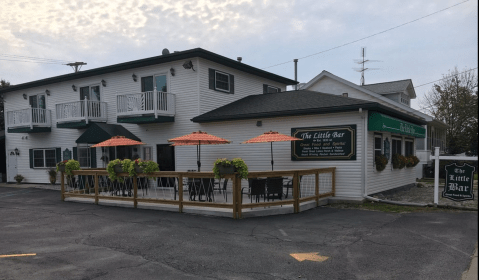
[0,0,477,111]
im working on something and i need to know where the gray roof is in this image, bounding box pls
[361,79,412,94]
[191,90,426,125]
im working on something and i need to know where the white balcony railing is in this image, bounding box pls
[117,90,175,118]
[6,107,52,129]
[56,99,107,124]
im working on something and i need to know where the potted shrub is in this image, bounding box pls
[14,174,25,184]
[136,159,159,179]
[213,158,248,180]
[56,159,80,176]
[107,159,123,182]
[213,158,235,179]
[406,155,420,168]
[392,154,407,169]
[47,169,57,185]
[375,154,388,172]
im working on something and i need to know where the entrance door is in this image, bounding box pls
[7,152,17,182]
[29,94,46,123]
[157,144,175,187]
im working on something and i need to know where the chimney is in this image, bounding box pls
[237,57,242,63]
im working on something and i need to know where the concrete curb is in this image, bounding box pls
[462,242,478,280]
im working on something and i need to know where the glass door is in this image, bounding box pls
[29,94,46,123]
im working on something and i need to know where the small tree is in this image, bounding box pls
[420,67,478,155]
[0,79,10,130]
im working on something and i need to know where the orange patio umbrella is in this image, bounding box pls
[242,131,302,171]
[91,136,146,148]
[168,131,231,171]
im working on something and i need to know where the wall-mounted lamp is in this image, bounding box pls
[182,60,195,71]
[170,67,175,76]
[132,74,137,82]
[101,79,106,87]
[45,89,50,96]
[14,148,19,155]
[256,120,262,127]
[23,94,27,100]
[72,84,77,91]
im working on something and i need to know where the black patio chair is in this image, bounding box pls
[266,177,284,202]
[242,178,266,203]
[283,175,303,198]
[189,178,215,202]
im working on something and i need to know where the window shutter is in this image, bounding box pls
[29,149,33,168]
[208,69,215,90]
[56,148,61,163]
[90,147,97,168]
[229,74,234,94]
[263,84,268,94]
[73,147,78,161]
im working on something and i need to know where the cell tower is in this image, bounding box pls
[353,47,380,85]
[66,62,87,73]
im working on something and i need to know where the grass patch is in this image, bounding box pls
[328,201,456,213]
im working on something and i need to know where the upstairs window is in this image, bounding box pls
[209,68,234,94]
[141,75,167,92]
[80,85,101,101]
[263,84,281,94]
[400,93,410,105]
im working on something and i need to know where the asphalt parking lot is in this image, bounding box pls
[0,186,477,280]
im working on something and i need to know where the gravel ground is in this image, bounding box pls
[373,180,478,209]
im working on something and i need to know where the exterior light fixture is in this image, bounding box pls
[170,67,175,76]
[72,84,77,91]
[101,79,106,87]
[14,148,19,155]
[132,74,137,82]
[23,94,27,100]
[182,60,195,71]
[45,89,50,96]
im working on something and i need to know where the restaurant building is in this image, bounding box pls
[1,48,427,201]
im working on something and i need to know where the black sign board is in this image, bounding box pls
[384,138,390,160]
[442,163,476,201]
[63,148,71,161]
[291,125,356,161]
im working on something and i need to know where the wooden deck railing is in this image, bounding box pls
[60,168,335,219]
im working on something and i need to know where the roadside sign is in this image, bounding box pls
[442,163,475,201]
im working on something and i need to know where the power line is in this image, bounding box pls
[414,67,478,89]
[0,58,67,65]
[262,0,470,69]
[0,54,74,64]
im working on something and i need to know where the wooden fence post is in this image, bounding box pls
[178,175,183,213]
[60,172,65,201]
[293,171,299,213]
[133,176,138,208]
[232,175,237,219]
[94,172,99,205]
[237,176,242,219]
[315,171,319,207]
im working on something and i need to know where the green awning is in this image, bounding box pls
[368,111,425,138]
[76,123,141,144]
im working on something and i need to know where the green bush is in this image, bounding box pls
[392,154,406,169]
[406,155,420,167]
[56,159,80,176]
[107,159,123,182]
[375,154,388,171]
[212,158,248,179]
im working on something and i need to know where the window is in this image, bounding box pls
[374,134,382,157]
[405,139,414,156]
[209,68,234,94]
[400,93,410,105]
[263,84,281,94]
[215,71,230,92]
[392,138,402,155]
[29,94,46,123]
[78,146,91,168]
[80,85,101,101]
[33,149,56,168]
[141,75,167,92]
[143,146,152,161]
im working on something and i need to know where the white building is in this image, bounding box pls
[1,49,430,201]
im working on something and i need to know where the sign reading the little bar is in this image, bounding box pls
[442,163,475,201]
[291,125,356,160]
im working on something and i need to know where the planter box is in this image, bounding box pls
[114,165,123,173]
[134,164,143,173]
[218,165,235,175]
[57,165,66,172]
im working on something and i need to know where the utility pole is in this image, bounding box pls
[66,62,87,73]
[353,47,379,85]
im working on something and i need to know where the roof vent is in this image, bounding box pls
[342,92,348,97]
[162,48,170,55]
[237,57,242,63]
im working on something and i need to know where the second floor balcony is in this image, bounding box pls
[56,100,108,128]
[116,91,175,124]
[6,107,52,133]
